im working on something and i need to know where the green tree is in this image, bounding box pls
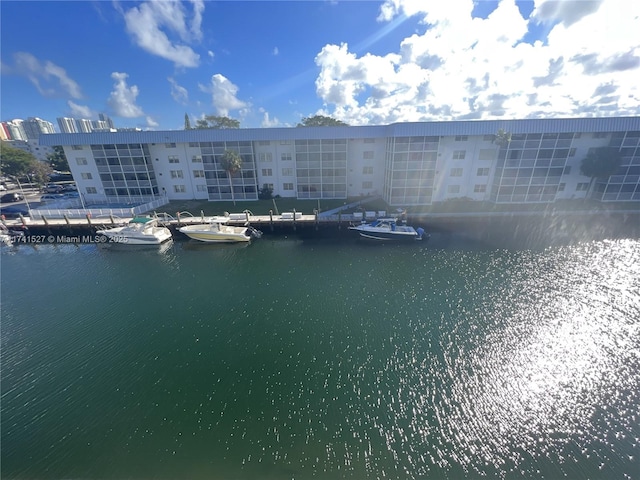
[0,141,38,178]
[47,146,70,172]
[220,149,243,205]
[30,160,53,186]
[492,129,512,147]
[184,113,192,130]
[195,115,240,129]
[580,146,622,198]
[297,115,349,127]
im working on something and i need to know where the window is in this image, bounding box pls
[362,181,373,189]
[283,183,294,191]
[448,185,461,193]
[563,166,571,175]
[593,132,609,139]
[263,183,274,191]
[364,138,375,144]
[76,157,88,165]
[474,184,487,193]
[281,153,292,161]
[170,170,184,179]
[568,148,576,157]
[72,145,83,150]
[453,150,466,160]
[81,172,92,180]
[193,170,205,178]
[196,185,207,192]
[455,135,468,141]
[558,183,566,192]
[262,168,273,176]
[165,143,176,148]
[192,155,202,162]
[168,155,180,163]
[259,152,272,162]
[363,166,374,174]
[86,187,97,194]
[450,167,463,177]
[363,151,374,159]
[477,167,490,176]
[483,134,495,141]
[478,148,496,160]
[280,140,291,145]
[173,185,186,193]
[282,168,294,176]
[576,183,589,191]
[188,142,199,147]
[258,141,270,146]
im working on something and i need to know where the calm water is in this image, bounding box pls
[1,232,639,479]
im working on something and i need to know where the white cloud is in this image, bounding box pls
[67,100,93,118]
[315,0,640,124]
[272,47,280,56]
[208,50,215,59]
[168,77,189,104]
[6,52,82,99]
[259,108,280,127]
[199,74,248,116]
[145,116,159,128]
[107,72,144,118]
[121,0,203,68]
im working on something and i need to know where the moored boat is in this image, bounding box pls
[179,217,262,243]
[96,216,172,245]
[349,217,426,242]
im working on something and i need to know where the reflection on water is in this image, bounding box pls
[1,237,638,479]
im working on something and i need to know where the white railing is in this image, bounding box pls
[28,196,169,220]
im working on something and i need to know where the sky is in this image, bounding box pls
[1,0,639,131]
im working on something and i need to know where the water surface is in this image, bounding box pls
[2,235,639,479]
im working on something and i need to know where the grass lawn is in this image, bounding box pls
[151,196,640,218]
[156,196,387,217]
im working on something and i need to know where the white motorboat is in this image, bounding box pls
[96,217,172,245]
[349,217,426,242]
[179,217,262,243]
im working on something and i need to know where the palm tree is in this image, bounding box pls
[580,146,622,199]
[492,129,512,147]
[220,149,243,205]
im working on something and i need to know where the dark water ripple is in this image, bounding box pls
[1,239,639,479]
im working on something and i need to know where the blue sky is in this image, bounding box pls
[1,0,638,131]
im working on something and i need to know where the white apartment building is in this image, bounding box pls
[39,117,640,206]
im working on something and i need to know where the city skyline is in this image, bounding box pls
[1,0,639,131]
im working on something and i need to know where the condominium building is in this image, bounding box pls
[57,117,79,134]
[22,117,55,139]
[39,116,640,205]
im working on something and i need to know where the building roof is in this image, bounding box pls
[39,116,640,146]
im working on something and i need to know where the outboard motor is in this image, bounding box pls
[416,227,425,240]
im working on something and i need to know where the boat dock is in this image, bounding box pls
[0,209,385,241]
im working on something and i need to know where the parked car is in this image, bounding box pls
[0,205,29,219]
[63,184,77,192]
[0,184,6,191]
[40,194,65,202]
[1,193,24,203]
[44,184,65,193]
[63,192,80,198]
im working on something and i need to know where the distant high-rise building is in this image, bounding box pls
[57,117,79,133]
[98,113,115,130]
[76,118,93,133]
[5,120,27,141]
[22,117,56,139]
[0,123,11,141]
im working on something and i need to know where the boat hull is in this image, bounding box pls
[99,229,173,245]
[179,224,251,243]
[352,229,422,242]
